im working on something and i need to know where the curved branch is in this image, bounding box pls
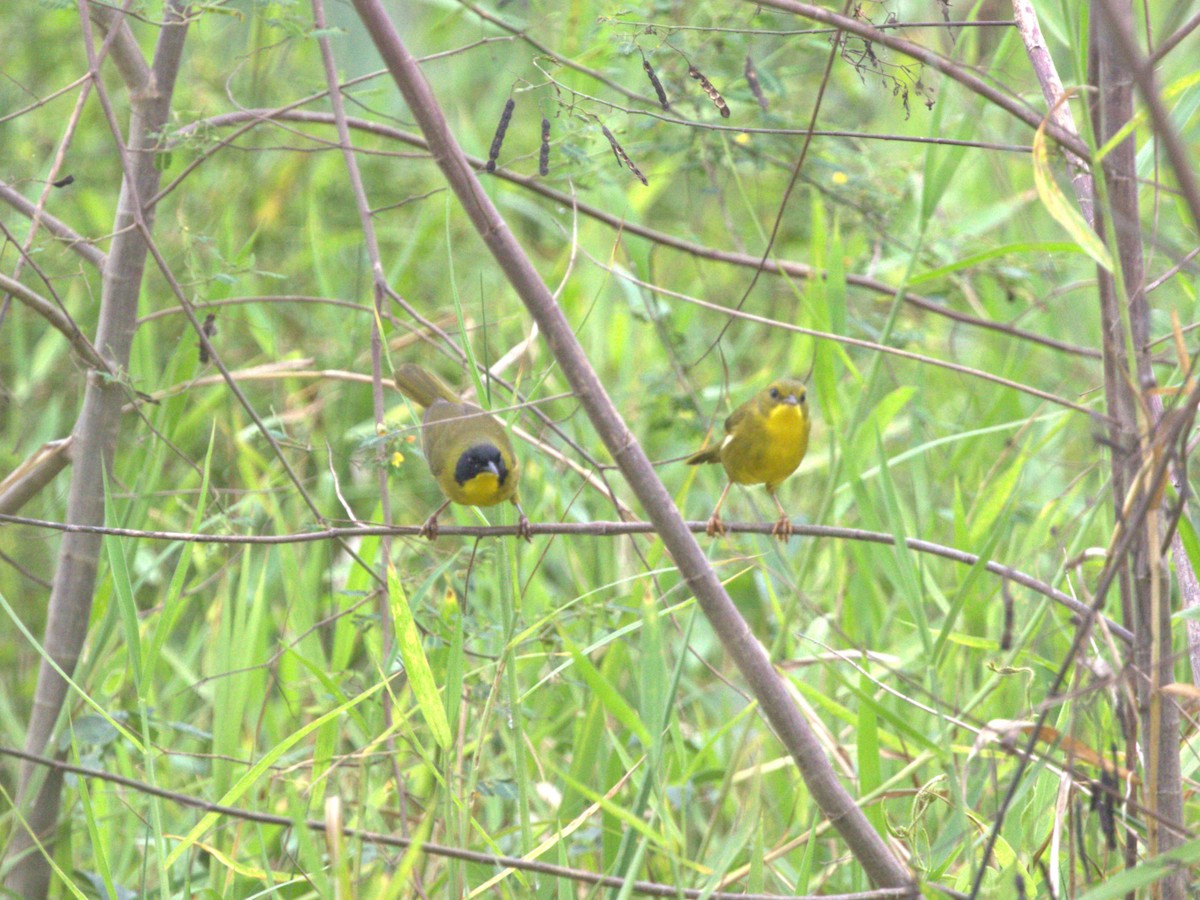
[172,109,1101,362]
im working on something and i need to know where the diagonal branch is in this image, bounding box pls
[348,0,916,892]
[746,0,1090,159]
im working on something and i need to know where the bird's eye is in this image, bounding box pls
[769,387,780,399]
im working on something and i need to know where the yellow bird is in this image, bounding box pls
[394,364,530,541]
[686,378,810,541]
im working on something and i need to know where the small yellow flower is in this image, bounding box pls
[391,451,405,467]
[832,171,848,185]
[735,132,751,146]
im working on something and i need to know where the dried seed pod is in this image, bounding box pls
[197,313,217,364]
[744,54,768,111]
[599,123,648,186]
[1101,751,1120,850]
[688,65,729,118]
[486,98,515,173]
[999,578,1013,651]
[642,58,669,109]
[538,116,550,176]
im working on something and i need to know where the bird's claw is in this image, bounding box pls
[516,514,533,543]
[705,514,727,538]
[771,516,793,543]
[419,515,440,541]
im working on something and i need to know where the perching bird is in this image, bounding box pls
[393,363,530,541]
[686,378,810,541]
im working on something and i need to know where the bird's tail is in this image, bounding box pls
[685,445,722,466]
[394,364,460,407]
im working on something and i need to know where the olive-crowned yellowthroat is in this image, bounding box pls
[394,364,531,541]
[686,379,810,541]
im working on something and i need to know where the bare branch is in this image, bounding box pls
[173,109,1102,362]
[0,513,1128,642]
[0,441,73,517]
[0,180,107,270]
[0,273,108,371]
[746,0,1091,159]
[348,2,919,890]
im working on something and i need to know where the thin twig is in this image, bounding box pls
[0,513,1132,642]
[746,0,1091,159]
[167,109,1101,362]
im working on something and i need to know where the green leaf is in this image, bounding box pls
[1032,115,1113,271]
[565,640,652,748]
[387,563,452,751]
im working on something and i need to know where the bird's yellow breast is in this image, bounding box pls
[721,403,809,488]
[446,470,512,507]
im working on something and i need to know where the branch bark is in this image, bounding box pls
[1090,2,1184,897]
[3,4,190,897]
[348,0,916,893]
[0,440,73,518]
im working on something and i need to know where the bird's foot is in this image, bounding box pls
[516,513,533,542]
[419,515,440,541]
[705,514,727,538]
[771,516,793,543]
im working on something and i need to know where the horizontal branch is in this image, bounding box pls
[0,747,908,900]
[0,512,1130,643]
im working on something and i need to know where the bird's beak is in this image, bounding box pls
[783,394,799,406]
[486,460,501,476]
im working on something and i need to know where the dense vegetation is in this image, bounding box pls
[2,1,1198,897]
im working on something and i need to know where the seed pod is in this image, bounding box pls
[486,98,515,173]
[999,578,1013,651]
[538,116,550,176]
[1101,752,1119,850]
[642,58,669,109]
[197,313,217,364]
[744,54,768,111]
[688,65,729,118]
[599,123,648,186]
